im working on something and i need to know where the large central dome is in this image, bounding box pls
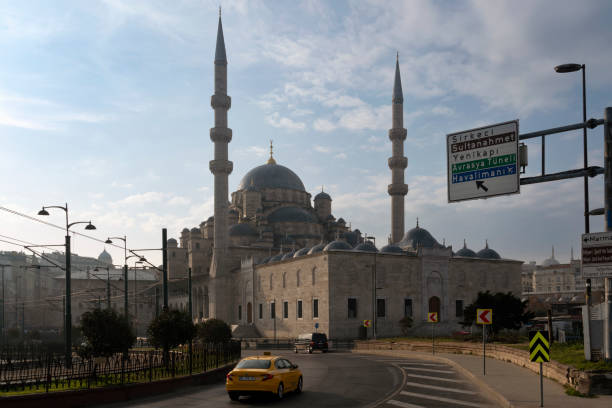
[238,162,306,192]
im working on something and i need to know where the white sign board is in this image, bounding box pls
[447,120,520,202]
[582,231,612,278]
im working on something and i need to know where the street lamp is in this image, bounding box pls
[132,260,145,336]
[554,63,588,232]
[38,203,96,367]
[105,236,129,320]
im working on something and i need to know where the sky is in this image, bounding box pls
[1,0,612,267]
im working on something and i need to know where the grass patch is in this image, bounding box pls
[564,385,595,398]
[506,342,612,371]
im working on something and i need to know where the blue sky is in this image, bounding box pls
[1,0,612,266]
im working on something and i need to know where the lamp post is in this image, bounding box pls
[555,63,588,232]
[1,264,6,344]
[38,203,96,367]
[133,260,144,336]
[93,265,111,309]
[105,236,128,319]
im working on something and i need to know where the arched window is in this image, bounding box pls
[428,296,441,319]
[296,270,301,287]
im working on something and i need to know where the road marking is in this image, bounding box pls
[386,399,425,408]
[405,373,465,383]
[405,381,476,395]
[400,391,484,408]
[400,366,454,374]
[401,362,446,367]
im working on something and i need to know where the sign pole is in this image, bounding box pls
[432,323,435,355]
[483,325,486,376]
[540,362,543,407]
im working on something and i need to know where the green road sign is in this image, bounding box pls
[529,331,550,363]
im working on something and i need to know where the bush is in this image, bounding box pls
[79,308,135,358]
[147,309,195,350]
[196,319,232,344]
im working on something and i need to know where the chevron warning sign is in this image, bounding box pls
[529,331,550,363]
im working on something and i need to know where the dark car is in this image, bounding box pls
[294,332,328,353]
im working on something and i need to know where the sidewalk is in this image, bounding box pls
[356,349,612,408]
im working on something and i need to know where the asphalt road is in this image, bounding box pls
[98,351,496,408]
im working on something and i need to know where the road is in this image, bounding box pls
[99,351,497,408]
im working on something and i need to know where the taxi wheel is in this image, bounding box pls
[308,347,312,354]
[276,382,284,399]
[228,391,239,401]
[296,376,303,394]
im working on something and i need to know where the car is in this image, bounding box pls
[225,353,303,401]
[294,332,328,353]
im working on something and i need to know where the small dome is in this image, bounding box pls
[324,240,352,251]
[182,228,189,233]
[380,244,403,254]
[190,227,200,234]
[398,221,441,249]
[337,218,346,225]
[308,242,326,255]
[476,242,501,259]
[207,216,214,223]
[326,214,335,220]
[281,251,296,260]
[455,240,477,258]
[542,247,560,266]
[167,238,178,248]
[294,247,311,257]
[354,241,378,252]
[228,223,259,237]
[268,207,317,223]
[269,253,284,263]
[314,191,331,201]
[238,162,306,192]
[98,249,113,265]
[259,257,271,265]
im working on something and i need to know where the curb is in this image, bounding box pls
[353,349,513,408]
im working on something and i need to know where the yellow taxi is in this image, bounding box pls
[226,353,303,401]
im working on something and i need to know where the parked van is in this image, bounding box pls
[294,333,328,354]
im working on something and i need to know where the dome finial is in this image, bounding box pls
[219,5,221,17]
[463,239,467,248]
[416,217,419,228]
[485,239,489,249]
[267,139,276,164]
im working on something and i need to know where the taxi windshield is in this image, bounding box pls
[236,359,271,369]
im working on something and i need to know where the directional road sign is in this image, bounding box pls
[427,312,439,323]
[363,320,371,328]
[582,231,612,278]
[529,331,550,363]
[476,308,492,325]
[447,120,520,202]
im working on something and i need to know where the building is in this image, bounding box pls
[163,12,523,339]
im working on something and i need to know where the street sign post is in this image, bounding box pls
[530,331,550,407]
[476,308,493,375]
[447,120,520,202]
[427,312,438,354]
[582,231,612,278]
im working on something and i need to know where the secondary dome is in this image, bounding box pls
[542,247,560,266]
[380,244,403,254]
[398,222,441,249]
[98,249,113,265]
[294,247,310,257]
[353,241,378,252]
[238,162,306,192]
[268,207,317,223]
[307,242,326,255]
[455,240,477,258]
[324,240,352,251]
[314,191,331,201]
[229,223,259,237]
[477,242,501,259]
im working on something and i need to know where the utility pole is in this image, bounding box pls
[162,228,168,309]
[188,267,192,375]
[604,107,612,359]
[1,265,6,344]
[65,234,71,367]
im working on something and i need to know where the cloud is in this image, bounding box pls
[313,145,331,154]
[266,112,306,131]
[168,196,191,206]
[113,191,167,207]
[334,152,347,159]
[313,118,336,132]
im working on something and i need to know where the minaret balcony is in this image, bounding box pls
[210,127,233,143]
[388,184,408,196]
[209,160,233,175]
[388,156,408,169]
[388,128,407,141]
[211,94,232,110]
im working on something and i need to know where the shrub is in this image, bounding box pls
[196,319,232,344]
[147,309,196,350]
[79,308,135,358]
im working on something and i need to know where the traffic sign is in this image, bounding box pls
[363,320,371,328]
[447,120,520,202]
[314,322,319,329]
[476,308,493,325]
[427,312,439,323]
[582,231,612,278]
[529,331,550,363]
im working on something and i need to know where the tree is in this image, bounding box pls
[79,308,135,358]
[147,309,196,350]
[398,316,413,336]
[461,291,534,339]
[196,318,232,344]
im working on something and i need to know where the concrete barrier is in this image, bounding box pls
[354,340,612,395]
[0,363,234,408]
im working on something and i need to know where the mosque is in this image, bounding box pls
[166,13,522,338]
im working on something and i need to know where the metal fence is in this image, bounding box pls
[0,341,241,393]
[241,338,355,351]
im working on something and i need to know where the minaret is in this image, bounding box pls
[209,11,232,279]
[388,53,408,243]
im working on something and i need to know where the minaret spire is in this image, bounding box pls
[388,54,408,243]
[267,139,276,164]
[209,10,233,321]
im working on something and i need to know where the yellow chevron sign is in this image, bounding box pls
[529,331,550,363]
